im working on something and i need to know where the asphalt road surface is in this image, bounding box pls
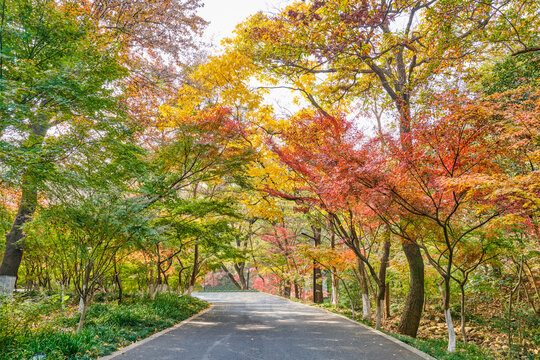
[105,292,434,360]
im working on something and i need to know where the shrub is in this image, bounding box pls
[0,293,209,360]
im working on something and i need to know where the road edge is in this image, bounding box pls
[98,304,214,359]
[261,291,437,360]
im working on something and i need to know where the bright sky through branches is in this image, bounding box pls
[197,0,380,128]
[199,0,292,44]
[198,0,302,116]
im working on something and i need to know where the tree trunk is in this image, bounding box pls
[234,262,248,290]
[443,277,456,352]
[312,226,323,303]
[313,265,323,303]
[329,222,339,306]
[78,285,87,314]
[221,264,242,290]
[0,117,48,296]
[178,267,185,294]
[186,244,199,296]
[77,297,89,332]
[356,257,371,319]
[283,282,291,298]
[294,282,301,299]
[114,256,123,303]
[397,241,424,337]
[376,299,385,330]
[331,270,339,306]
[375,238,391,330]
[385,282,391,319]
[0,182,38,296]
[459,282,467,343]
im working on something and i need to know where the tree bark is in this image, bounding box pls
[442,276,456,352]
[331,270,339,306]
[186,244,199,295]
[459,282,467,343]
[221,264,243,290]
[329,221,339,306]
[283,282,291,298]
[77,297,89,333]
[0,117,48,296]
[397,241,424,337]
[0,181,38,296]
[385,282,390,319]
[375,238,391,330]
[356,257,371,319]
[312,226,323,303]
[234,262,248,290]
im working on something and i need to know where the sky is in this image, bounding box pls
[198,0,291,45]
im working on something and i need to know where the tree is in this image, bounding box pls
[0,0,208,295]
[0,0,128,295]
[234,0,539,337]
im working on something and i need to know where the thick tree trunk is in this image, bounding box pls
[397,241,424,337]
[393,84,425,338]
[0,183,38,296]
[294,282,301,299]
[0,117,48,296]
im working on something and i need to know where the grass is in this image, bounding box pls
[0,292,209,360]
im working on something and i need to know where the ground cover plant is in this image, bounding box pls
[0,292,208,360]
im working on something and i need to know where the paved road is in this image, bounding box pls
[106,292,434,360]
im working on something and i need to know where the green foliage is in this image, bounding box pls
[0,0,128,186]
[0,293,208,360]
[483,52,540,94]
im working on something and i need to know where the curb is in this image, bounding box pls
[260,291,437,360]
[99,305,214,359]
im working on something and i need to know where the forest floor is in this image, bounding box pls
[0,292,209,360]
[313,302,539,360]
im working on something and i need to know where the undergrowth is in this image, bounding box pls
[0,292,208,360]
[313,303,498,360]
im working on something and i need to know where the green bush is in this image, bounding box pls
[0,293,209,360]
